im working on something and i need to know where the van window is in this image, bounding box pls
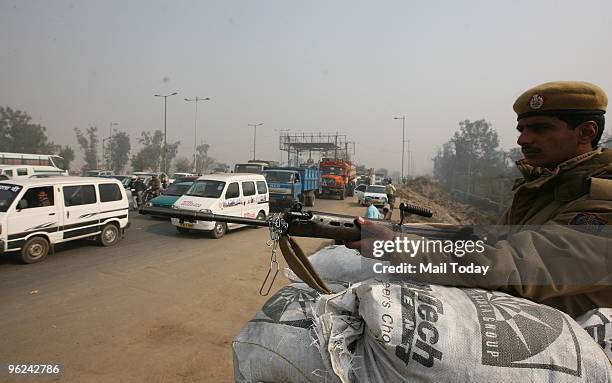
[225,182,240,199]
[256,181,268,194]
[63,185,97,206]
[20,186,54,209]
[242,181,256,196]
[99,183,122,202]
[17,168,28,176]
[5,170,13,177]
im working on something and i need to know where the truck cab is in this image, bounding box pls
[264,167,320,211]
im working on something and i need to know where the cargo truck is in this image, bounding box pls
[264,166,321,211]
[319,158,357,200]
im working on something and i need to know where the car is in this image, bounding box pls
[362,184,387,207]
[169,172,196,184]
[142,180,195,211]
[355,184,367,204]
[171,173,269,238]
[0,177,129,263]
[84,170,114,177]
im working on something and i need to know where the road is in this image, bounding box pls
[0,197,365,383]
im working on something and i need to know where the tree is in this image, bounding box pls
[601,131,612,149]
[174,157,192,173]
[195,143,215,173]
[0,107,56,153]
[75,126,99,171]
[105,131,131,174]
[57,145,75,172]
[130,130,179,172]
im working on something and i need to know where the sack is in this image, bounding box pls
[284,245,385,284]
[576,308,612,361]
[233,282,344,383]
[313,279,612,382]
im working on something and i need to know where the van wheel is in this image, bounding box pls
[254,211,266,228]
[99,224,120,246]
[210,222,227,239]
[177,227,190,234]
[20,237,50,264]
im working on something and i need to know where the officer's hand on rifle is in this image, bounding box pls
[344,217,396,260]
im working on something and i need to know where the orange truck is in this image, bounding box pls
[319,158,357,199]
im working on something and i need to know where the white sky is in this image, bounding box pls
[1,0,611,174]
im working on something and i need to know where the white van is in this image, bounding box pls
[0,165,67,179]
[0,177,130,263]
[171,173,269,238]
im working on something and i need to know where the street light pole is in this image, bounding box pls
[154,92,178,174]
[394,116,406,182]
[248,123,263,160]
[108,122,119,170]
[185,96,211,172]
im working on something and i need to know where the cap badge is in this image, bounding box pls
[529,94,544,110]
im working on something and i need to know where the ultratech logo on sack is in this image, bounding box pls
[465,289,582,376]
[392,282,445,368]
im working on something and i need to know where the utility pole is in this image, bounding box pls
[185,96,211,172]
[154,92,178,173]
[108,122,119,170]
[394,116,406,181]
[248,123,263,160]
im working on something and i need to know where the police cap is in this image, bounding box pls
[513,81,607,120]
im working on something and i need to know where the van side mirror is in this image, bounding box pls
[17,199,28,210]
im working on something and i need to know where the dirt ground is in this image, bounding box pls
[0,197,366,383]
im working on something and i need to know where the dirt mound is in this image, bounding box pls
[395,177,496,225]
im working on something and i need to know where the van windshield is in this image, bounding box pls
[186,180,226,198]
[0,184,22,212]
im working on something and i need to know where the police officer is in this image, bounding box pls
[347,81,612,318]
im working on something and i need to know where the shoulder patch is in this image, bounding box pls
[589,178,612,200]
[569,212,608,235]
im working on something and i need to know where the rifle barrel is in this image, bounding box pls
[140,206,269,226]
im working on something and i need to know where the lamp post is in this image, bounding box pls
[107,122,119,170]
[393,116,406,182]
[154,92,178,173]
[248,123,263,160]
[184,96,211,172]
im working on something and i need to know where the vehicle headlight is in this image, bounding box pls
[199,209,212,213]
[171,204,179,210]
[145,202,152,207]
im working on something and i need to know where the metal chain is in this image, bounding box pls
[259,214,288,296]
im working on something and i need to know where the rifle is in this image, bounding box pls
[140,203,472,295]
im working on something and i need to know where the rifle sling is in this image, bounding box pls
[279,234,332,295]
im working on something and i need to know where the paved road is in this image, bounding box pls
[0,197,365,383]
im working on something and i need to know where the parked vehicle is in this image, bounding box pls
[0,152,68,174]
[84,170,114,177]
[0,177,129,263]
[264,166,321,211]
[141,180,195,213]
[355,183,367,205]
[0,165,67,179]
[362,184,388,207]
[171,173,269,238]
[319,158,357,199]
[169,172,196,184]
[233,160,278,174]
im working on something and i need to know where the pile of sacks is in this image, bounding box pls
[233,246,611,382]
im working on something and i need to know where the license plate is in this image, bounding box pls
[180,221,193,228]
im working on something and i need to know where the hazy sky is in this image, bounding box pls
[1,0,611,174]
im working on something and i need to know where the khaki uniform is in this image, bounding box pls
[390,149,612,318]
